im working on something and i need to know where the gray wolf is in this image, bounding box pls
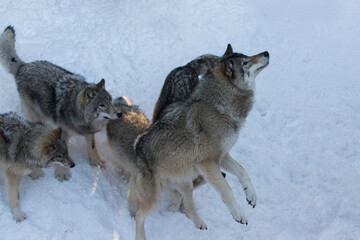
[0,26,120,181]
[106,96,209,222]
[134,44,269,240]
[0,112,75,222]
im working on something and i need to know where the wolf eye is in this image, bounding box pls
[99,104,105,108]
[242,61,249,66]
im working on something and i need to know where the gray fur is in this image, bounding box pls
[0,112,74,222]
[152,54,218,122]
[133,45,269,240]
[0,26,23,75]
[0,26,120,179]
[107,97,209,217]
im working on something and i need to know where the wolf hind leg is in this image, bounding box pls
[135,172,157,240]
[20,98,42,123]
[221,153,256,208]
[128,175,139,217]
[85,134,105,168]
[167,189,183,213]
[197,159,248,225]
[5,170,27,222]
[176,180,207,230]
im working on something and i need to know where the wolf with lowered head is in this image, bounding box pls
[0,112,74,222]
[0,26,120,181]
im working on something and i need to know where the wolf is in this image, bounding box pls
[106,96,209,224]
[0,112,75,222]
[0,26,120,181]
[134,44,269,240]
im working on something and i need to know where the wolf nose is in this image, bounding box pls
[70,163,75,168]
[263,51,269,57]
[116,112,123,118]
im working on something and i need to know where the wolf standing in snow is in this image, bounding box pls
[134,44,269,240]
[0,26,120,181]
[0,112,75,222]
[107,96,212,220]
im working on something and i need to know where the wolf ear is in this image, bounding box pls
[222,59,234,78]
[224,44,233,56]
[52,128,62,139]
[96,79,105,90]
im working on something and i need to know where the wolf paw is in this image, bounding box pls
[55,167,71,182]
[233,211,248,225]
[244,186,256,208]
[194,219,208,230]
[30,169,45,180]
[12,209,27,223]
[88,157,105,168]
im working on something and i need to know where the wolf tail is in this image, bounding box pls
[0,26,23,76]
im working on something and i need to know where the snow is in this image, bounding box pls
[0,0,359,239]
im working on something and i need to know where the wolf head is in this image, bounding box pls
[24,125,75,168]
[112,96,140,114]
[81,79,121,124]
[219,44,269,91]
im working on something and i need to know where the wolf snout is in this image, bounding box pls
[261,51,270,65]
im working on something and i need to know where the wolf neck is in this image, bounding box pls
[194,71,254,120]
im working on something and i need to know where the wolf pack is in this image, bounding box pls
[0,25,269,240]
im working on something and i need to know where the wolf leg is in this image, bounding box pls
[5,170,27,222]
[85,134,105,167]
[29,168,45,180]
[135,200,152,240]
[167,189,183,212]
[20,98,42,122]
[135,170,158,240]
[128,175,139,217]
[54,130,72,181]
[221,153,256,207]
[177,181,207,230]
[197,159,248,224]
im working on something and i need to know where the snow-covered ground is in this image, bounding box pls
[0,0,359,239]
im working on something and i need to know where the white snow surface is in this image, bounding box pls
[0,0,359,239]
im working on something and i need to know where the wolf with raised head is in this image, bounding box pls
[0,112,75,222]
[134,44,269,240]
[0,26,120,181]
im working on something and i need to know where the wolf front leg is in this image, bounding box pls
[85,134,105,168]
[5,170,27,222]
[197,159,248,224]
[221,153,256,207]
[54,130,71,181]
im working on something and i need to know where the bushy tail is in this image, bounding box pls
[0,26,23,75]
